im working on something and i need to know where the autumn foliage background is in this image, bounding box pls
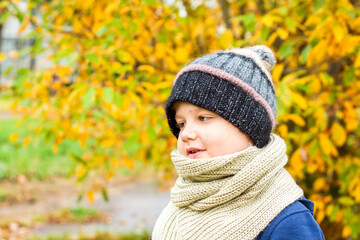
[1,0,360,239]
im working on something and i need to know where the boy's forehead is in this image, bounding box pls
[175,102,201,111]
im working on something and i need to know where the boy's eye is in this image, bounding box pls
[199,116,211,121]
[176,122,186,129]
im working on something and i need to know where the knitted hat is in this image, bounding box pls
[165,45,277,148]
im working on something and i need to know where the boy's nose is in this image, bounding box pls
[179,125,197,141]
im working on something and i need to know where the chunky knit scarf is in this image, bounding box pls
[152,134,303,240]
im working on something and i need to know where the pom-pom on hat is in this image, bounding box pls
[165,45,277,148]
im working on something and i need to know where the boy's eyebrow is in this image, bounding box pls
[174,113,183,119]
[175,109,216,120]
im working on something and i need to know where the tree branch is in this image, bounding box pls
[217,0,232,29]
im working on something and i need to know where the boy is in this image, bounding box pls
[151,46,325,240]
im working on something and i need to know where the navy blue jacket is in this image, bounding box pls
[255,197,325,239]
[151,197,324,240]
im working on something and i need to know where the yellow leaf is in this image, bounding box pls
[76,165,85,179]
[313,178,326,191]
[34,126,42,133]
[0,53,6,63]
[316,209,325,223]
[272,63,284,85]
[289,148,305,179]
[290,91,307,110]
[138,65,155,74]
[111,61,122,69]
[277,124,288,138]
[355,54,360,68]
[87,190,95,204]
[23,136,31,147]
[106,170,115,181]
[52,143,58,154]
[101,138,113,148]
[219,29,234,49]
[156,81,172,90]
[342,226,351,238]
[79,134,88,149]
[276,28,289,40]
[283,114,306,127]
[175,47,189,63]
[333,22,345,43]
[9,133,19,143]
[331,122,346,146]
[345,118,358,131]
[17,17,30,34]
[142,82,156,92]
[319,133,332,155]
[267,32,278,46]
[122,156,134,169]
[193,23,205,37]
[310,78,321,94]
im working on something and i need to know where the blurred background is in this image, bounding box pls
[0,0,359,239]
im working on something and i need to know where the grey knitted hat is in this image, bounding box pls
[165,45,277,148]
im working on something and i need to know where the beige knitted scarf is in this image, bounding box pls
[152,134,303,240]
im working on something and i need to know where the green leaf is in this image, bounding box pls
[279,41,294,59]
[329,205,339,221]
[9,1,24,22]
[85,53,99,63]
[0,11,10,24]
[310,38,320,48]
[102,87,114,103]
[157,32,167,43]
[339,196,354,206]
[300,45,311,64]
[64,53,79,66]
[320,72,333,85]
[232,13,256,32]
[314,0,326,12]
[96,24,110,37]
[102,188,109,202]
[82,87,96,109]
[348,10,355,19]
[55,48,74,59]
[114,91,123,107]
[147,125,157,142]
[309,139,318,157]
[279,7,287,16]
[261,27,270,42]
[144,0,156,5]
[343,66,355,87]
[77,194,83,204]
[285,17,296,32]
[122,133,141,157]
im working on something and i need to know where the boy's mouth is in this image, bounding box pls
[186,147,205,159]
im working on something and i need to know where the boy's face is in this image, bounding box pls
[175,102,253,159]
